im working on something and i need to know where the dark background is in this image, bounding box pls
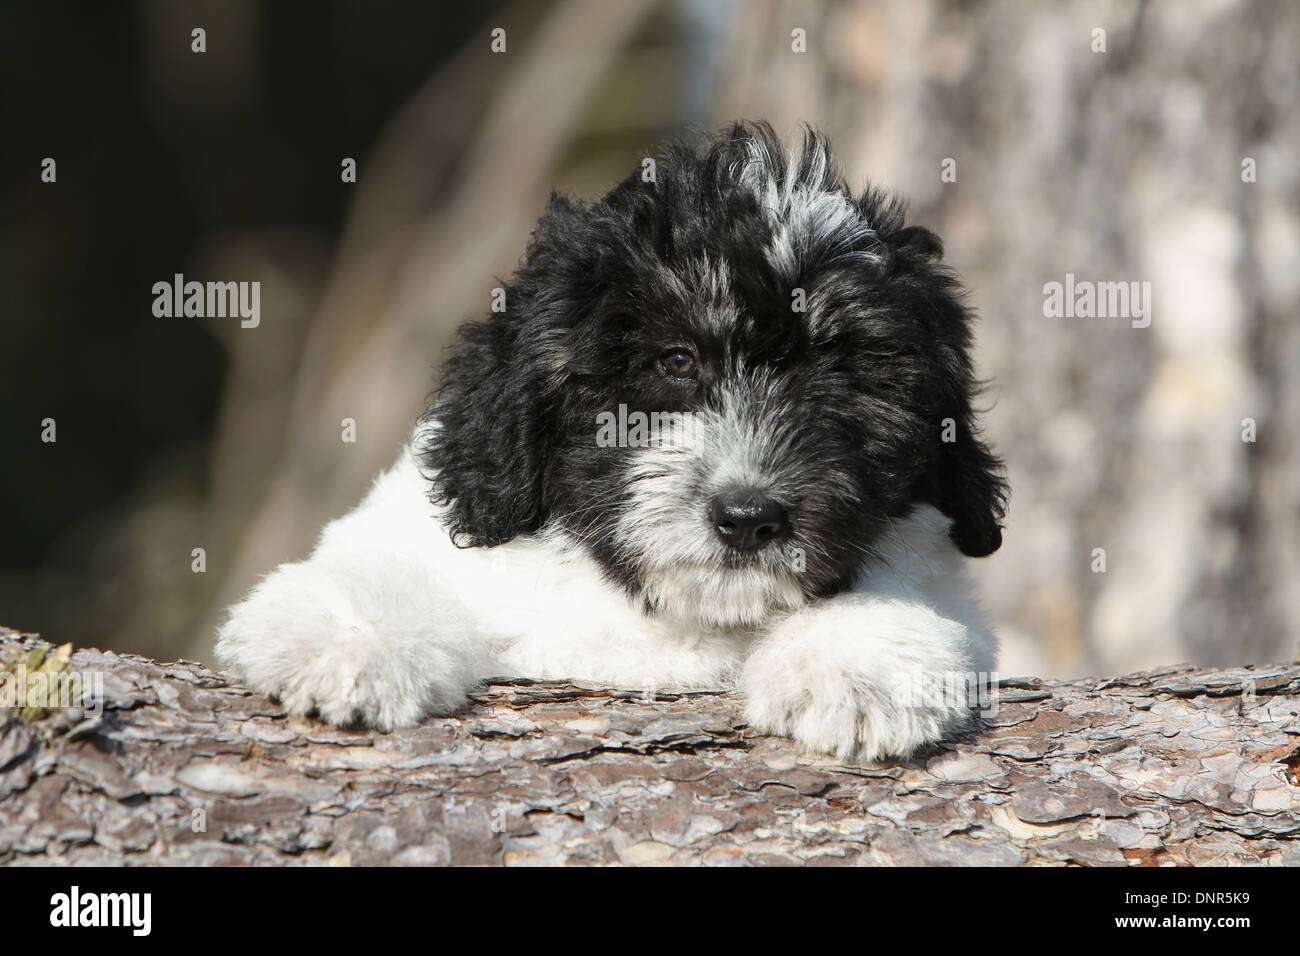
[1,0,504,653]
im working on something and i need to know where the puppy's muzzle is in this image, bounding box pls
[709,490,789,551]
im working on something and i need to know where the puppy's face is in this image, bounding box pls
[423,123,1006,628]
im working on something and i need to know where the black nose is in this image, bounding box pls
[709,493,789,550]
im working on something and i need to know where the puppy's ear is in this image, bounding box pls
[932,408,1007,557]
[887,224,1008,556]
[418,315,552,547]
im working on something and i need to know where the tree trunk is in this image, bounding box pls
[1,628,1297,866]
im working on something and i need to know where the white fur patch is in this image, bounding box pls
[731,134,882,282]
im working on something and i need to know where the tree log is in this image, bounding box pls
[1,627,1298,866]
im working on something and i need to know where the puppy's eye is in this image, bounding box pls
[659,349,697,379]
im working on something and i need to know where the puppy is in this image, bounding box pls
[217,122,1008,762]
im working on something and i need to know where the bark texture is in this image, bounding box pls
[2,627,1298,866]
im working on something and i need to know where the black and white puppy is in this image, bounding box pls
[217,122,1008,762]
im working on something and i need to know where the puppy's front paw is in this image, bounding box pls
[216,561,468,730]
[741,601,977,762]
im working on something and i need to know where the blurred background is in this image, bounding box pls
[2,0,1297,678]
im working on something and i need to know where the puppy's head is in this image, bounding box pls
[421,122,1006,628]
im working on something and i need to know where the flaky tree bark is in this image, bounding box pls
[1,627,1297,865]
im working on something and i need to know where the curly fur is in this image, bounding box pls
[218,122,1008,763]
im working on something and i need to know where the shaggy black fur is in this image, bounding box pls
[419,121,1007,606]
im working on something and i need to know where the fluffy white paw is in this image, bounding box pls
[216,560,475,731]
[741,598,979,762]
